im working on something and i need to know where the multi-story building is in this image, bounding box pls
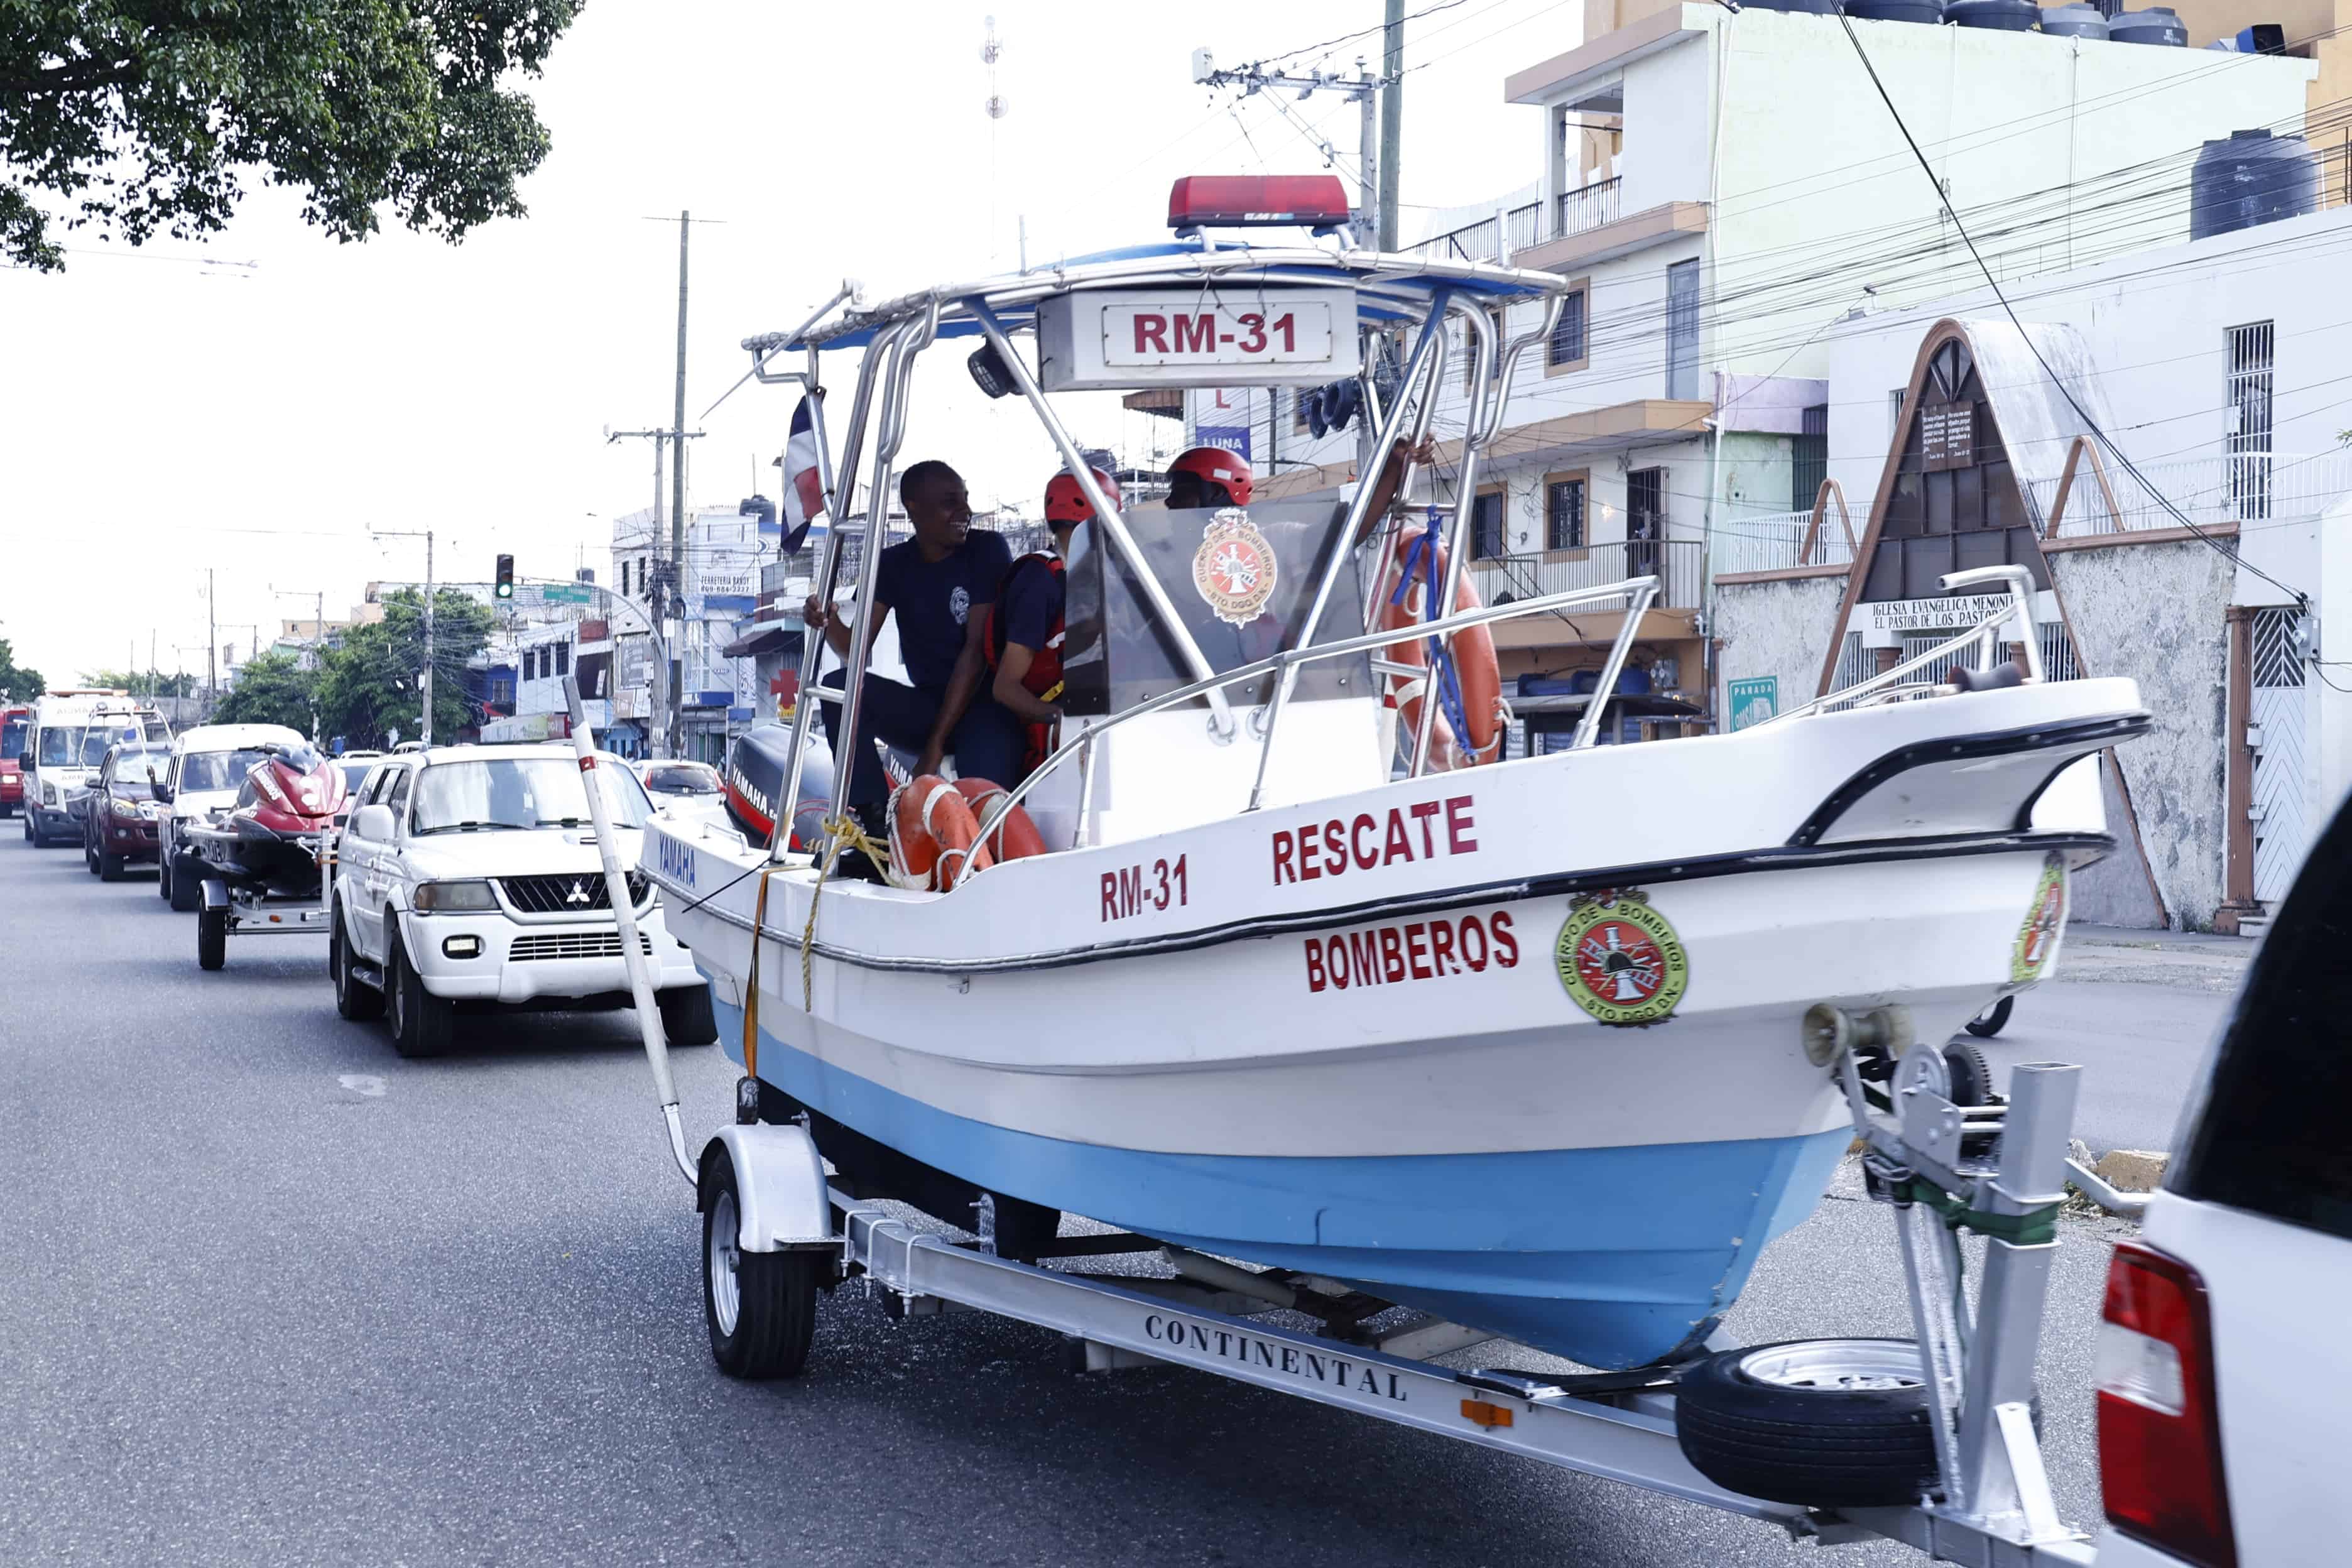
[1206,0,2311,753]
[1712,192,2352,934]
[607,499,776,762]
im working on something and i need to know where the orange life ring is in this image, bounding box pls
[951,777,1050,863]
[1375,533,1506,768]
[889,775,996,890]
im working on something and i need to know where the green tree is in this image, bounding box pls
[0,638,45,702]
[1,1,584,271]
[214,651,318,734]
[317,588,493,746]
[80,668,199,699]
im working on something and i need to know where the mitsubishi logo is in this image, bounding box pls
[565,879,592,905]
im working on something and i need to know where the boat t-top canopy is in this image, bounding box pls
[748,241,1572,356]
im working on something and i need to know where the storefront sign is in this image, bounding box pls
[1727,676,1777,732]
[1863,594,2008,634]
[1922,401,1976,472]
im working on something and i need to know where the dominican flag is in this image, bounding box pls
[780,395,827,550]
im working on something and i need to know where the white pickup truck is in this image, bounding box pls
[2091,789,2352,1567]
[330,743,715,1058]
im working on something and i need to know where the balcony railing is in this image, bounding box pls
[1409,178,1623,264]
[2030,450,2352,538]
[1719,508,1859,575]
[1467,537,1702,614]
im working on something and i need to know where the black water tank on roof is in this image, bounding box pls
[1949,0,2040,26]
[2108,6,2188,43]
[2191,129,2321,239]
[1846,0,1948,20]
[2039,3,2110,36]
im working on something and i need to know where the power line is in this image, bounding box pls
[1834,10,2308,607]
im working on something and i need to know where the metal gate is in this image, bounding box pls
[2250,606,2310,904]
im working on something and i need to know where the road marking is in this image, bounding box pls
[337,1074,386,1097]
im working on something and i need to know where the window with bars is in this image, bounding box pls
[1792,403,1828,512]
[1545,476,1586,550]
[1546,287,1589,373]
[556,643,572,677]
[2227,320,2275,521]
[1471,491,1506,560]
[1665,259,1701,401]
[2253,606,2306,689]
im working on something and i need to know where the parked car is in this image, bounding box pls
[81,741,172,881]
[329,743,715,1058]
[2091,789,2352,1567]
[0,704,28,819]
[633,758,731,829]
[156,723,307,910]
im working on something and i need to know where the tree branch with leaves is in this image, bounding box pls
[1,1,584,271]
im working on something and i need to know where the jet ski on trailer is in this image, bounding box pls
[638,175,2145,1375]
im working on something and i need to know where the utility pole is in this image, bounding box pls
[1192,50,1385,248]
[670,210,692,761]
[371,529,439,746]
[207,569,217,718]
[607,425,703,758]
[1380,0,1405,251]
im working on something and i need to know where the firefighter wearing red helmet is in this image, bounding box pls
[983,466,1118,772]
[1165,446,1255,509]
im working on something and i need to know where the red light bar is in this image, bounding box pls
[1167,175,1353,231]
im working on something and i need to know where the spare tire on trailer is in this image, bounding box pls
[1674,1339,1938,1507]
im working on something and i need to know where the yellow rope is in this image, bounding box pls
[741,866,777,1075]
[800,812,892,1013]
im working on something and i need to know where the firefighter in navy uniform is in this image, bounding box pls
[984,467,1119,778]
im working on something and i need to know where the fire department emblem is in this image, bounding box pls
[2010,853,2067,983]
[1191,508,1279,626]
[1555,891,1689,1026]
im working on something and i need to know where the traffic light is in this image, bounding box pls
[494,554,514,600]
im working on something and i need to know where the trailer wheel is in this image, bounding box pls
[169,856,200,912]
[1675,1339,1938,1507]
[703,1151,818,1380]
[197,905,228,972]
[1964,996,2013,1038]
[384,936,452,1059]
[332,910,383,1022]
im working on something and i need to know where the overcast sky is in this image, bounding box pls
[0,0,1581,683]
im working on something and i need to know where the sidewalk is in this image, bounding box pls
[2059,923,2256,993]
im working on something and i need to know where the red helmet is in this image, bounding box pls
[1168,446,1254,506]
[1044,467,1120,526]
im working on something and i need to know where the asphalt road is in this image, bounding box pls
[1967,981,2225,1155]
[0,829,2169,1567]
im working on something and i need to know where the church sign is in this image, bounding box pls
[1921,401,1976,472]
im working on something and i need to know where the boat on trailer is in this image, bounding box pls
[636,175,2145,1376]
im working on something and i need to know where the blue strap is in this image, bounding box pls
[1385,509,1474,756]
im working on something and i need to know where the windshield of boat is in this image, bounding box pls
[179,748,275,793]
[410,757,653,834]
[1,717,25,761]
[643,763,721,795]
[1059,499,1373,714]
[111,749,172,798]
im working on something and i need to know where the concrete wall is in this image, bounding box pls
[1711,572,1851,719]
[1618,31,1713,214]
[2047,539,2236,928]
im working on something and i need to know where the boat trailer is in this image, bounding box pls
[697,1022,2094,1566]
[188,828,335,972]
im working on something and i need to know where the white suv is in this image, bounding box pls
[330,743,714,1058]
[2091,788,2352,1567]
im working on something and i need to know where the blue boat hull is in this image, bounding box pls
[716,997,1848,1369]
